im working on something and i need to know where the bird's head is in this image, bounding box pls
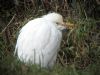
[42,12,67,31]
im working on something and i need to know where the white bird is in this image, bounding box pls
[15,12,66,69]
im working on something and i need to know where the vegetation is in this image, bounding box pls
[0,0,100,75]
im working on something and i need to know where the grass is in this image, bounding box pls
[0,3,100,74]
[0,54,100,75]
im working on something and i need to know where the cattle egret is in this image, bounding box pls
[15,12,66,69]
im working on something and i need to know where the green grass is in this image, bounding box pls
[0,54,100,75]
[0,17,100,75]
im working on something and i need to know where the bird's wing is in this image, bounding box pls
[15,18,54,54]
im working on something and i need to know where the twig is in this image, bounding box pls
[0,14,16,34]
[58,54,66,67]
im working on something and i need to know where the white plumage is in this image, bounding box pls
[15,12,66,69]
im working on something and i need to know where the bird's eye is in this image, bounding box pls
[56,22,59,25]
